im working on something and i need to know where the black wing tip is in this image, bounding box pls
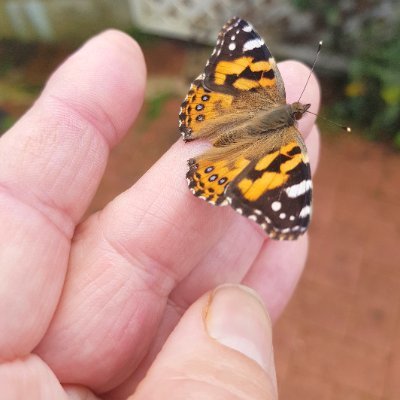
[226,193,309,240]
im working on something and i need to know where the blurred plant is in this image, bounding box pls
[336,20,400,148]
[292,1,400,148]
[146,92,173,121]
[0,109,15,135]
[126,26,160,47]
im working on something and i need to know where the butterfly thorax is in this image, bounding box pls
[254,102,311,133]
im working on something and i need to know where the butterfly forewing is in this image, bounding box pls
[203,17,286,102]
[179,17,285,142]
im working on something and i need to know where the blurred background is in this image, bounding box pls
[1,0,399,398]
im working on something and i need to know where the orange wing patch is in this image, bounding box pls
[213,57,276,91]
[179,81,233,141]
[236,142,306,202]
[237,172,289,201]
[187,156,251,205]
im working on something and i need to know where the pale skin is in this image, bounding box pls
[0,31,320,399]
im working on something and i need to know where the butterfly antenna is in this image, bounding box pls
[297,40,323,103]
[306,110,351,132]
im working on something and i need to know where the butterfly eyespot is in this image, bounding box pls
[209,174,218,182]
[218,177,227,185]
[205,166,214,173]
[196,104,204,111]
[201,95,209,101]
[196,115,205,121]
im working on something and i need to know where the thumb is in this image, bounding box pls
[131,284,277,400]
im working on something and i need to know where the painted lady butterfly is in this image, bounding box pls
[179,17,313,240]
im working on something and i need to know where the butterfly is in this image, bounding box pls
[178,17,313,240]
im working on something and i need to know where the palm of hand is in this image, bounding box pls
[0,31,320,399]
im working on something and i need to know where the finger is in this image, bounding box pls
[118,128,319,395]
[307,125,320,174]
[0,30,145,359]
[166,125,320,310]
[0,354,70,399]
[243,235,308,321]
[36,61,320,392]
[279,60,321,137]
[131,285,277,400]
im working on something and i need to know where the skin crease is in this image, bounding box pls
[0,30,320,399]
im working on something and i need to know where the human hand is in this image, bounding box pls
[0,31,320,399]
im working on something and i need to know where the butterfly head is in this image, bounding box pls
[290,102,311,120]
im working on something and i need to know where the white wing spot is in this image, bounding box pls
[299,205,311,218]
[242,23,253,32]
[236,208,243,215]
[279,213,286,219]
[285,180,312,198]
[231,35,235,40]
[228,42,236,51]
[271,201,282,211]
[248,215,257,221]
[243,38,264,51]
[289,215,295,221]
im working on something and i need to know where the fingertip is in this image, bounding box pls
[42,29,146,146]
[278,60,321,105]
[278,60,321,136]
[133,286,277,399]
[306,124,320,175]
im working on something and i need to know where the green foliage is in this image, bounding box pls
[292,0,400,147]
[145,92,173,121]
[337,21,400,147]
[0,112,15,135]
[126,26,160,47]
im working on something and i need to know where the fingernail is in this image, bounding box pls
[205,284,274,373]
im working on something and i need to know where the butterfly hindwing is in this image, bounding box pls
[226,129,312,240]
